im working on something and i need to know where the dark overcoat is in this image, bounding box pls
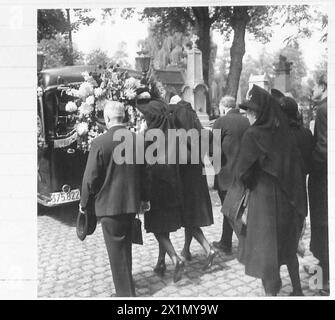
[136,99,184,233]
[168,100,213,228]
[212,109,250,191]
[308,98,328,262]
[80,124,149,217]
[222,85,307,282]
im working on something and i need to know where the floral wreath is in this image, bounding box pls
[64,66,144,152]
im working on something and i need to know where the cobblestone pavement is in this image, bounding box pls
[38,190,322,298]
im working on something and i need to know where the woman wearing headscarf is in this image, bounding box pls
[271,90,314,258]
[271,89,314,177]
[222,85,307,296]
[135,85,185,282]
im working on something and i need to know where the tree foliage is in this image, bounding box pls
[119,6,279,98]
[86,49,111,67]
[38,9,96,42]
[37,9,67,42]
[37,35,84,68]
[279,5,327,45]
[137,26,190,70]
[38,9,97,67]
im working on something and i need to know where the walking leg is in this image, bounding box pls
[154,232,185,282]
[287,255,303,296]
[181,228,193,261]
[101,215,135,297]
[153,240,167,276]
[262,276,281,297]
[213,191,233,253]
[187,226,216,270]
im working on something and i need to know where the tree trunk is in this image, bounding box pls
[192,7,211,114]
[66,9,74,66]
[192,7,211,86]
[225,7,250,99]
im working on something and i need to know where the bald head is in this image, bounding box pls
[104,100,125,128]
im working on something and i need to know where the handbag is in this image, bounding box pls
[131,213,143,245]
[234,189,250,235]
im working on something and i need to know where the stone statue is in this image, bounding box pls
[190,34,199,49]
[170,44,183,66]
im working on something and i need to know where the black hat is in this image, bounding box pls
[76,200,97,241]
[239,100,261,112]
[281,96,298,118]
[239,85,272,112]
[271,88,285,100]
[271,89,298,118]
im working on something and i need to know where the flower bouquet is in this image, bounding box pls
[64,66,144,152]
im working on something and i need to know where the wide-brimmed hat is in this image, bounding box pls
[76,200,97,241]
[239,100,261,112]
[271,88,285,100]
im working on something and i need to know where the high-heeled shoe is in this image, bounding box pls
[173,260,185,283]
[153,260,166,277]
[203,249,216,271]
[181,248,192,261]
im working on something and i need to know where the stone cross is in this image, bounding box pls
[190,34,199,49]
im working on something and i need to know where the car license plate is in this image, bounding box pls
[50,189,80,205]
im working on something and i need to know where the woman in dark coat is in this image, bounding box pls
[135,88,185,282]
[222,85,307,296]
[271,90,314,258]
[168,97,215,269]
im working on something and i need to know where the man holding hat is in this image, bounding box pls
[80,100,150,297]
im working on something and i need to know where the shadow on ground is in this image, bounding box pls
[38,202,79,227]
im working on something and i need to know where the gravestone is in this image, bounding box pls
[249,74,270,92]
[273,55,292,93]
[182,35,209,126]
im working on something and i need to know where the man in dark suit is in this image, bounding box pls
[212,96,249,254]
[308,74,328,295]
[79,101,150,297]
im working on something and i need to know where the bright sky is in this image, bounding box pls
[73,9,148,66]
[72,7,327,76]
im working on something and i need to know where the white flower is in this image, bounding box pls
[138,119,148,134]
[124,88,137,100]
[125,77,140,89]
[65,101,78,113]
[86,95,95,105]
[111,72,119,83]
[66,88,79,97]
[96,99,107,111]
[81,71,90,81]
[78,82,94,99]
[94,87,103,98]
[79,102,93,116]
[76,122,89,136]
